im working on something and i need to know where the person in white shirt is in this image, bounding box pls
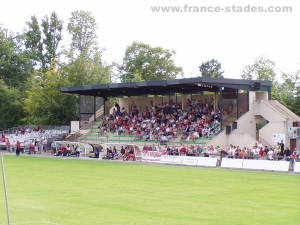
[253,146,259,160]
[267,148,274,160]
[258,141,263,149]
[228,144,235,158]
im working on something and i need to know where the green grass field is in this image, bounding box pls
[0,155,299,225]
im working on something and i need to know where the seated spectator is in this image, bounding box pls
[124,147,135,161]
[29,143,35,154]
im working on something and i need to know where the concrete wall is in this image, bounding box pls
[254,100,287,122]
[207,132,258,150]
[207,91,300,149]
[70,121,79,133]
[267,100,300,121]
[259,121,288,147]
[255,92,268,101]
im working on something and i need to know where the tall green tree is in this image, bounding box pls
[0,80,26,130]
[23,15,43,67]
[23,13,64,71]
[241,56,276,81]
[41,11,63,70]
[23,63,78,125]
[117,41,183,82]
[199,59,224,78]
[67,10,98,58]
[65,49,111,86]
[278,70,300,116]
[0,27,34,90]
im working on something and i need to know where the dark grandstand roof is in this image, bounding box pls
[60,77,272,98]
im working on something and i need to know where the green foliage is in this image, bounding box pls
[0,28,34,89]
[199,59,224,78]
[65,49,111,86]
[241,56,276,81]
[277,71,300,116]
[23,63,78,125]
[0,80,26,130]
[23,13,64,72]
[67,10,98,57]
[41,11,63,70]
[23,15,43,66]
[117,41,183,82]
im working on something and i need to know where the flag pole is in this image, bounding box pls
[1,153,11,225]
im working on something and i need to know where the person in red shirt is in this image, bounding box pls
[179,145,187,155]
[259,147,265,159]
[16,141,21,156]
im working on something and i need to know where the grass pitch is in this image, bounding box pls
[0,155,299,225]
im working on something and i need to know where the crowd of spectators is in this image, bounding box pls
[53,142,81,157]
[103,145,138,161]
[98,98,221,144]
[140,140,299,163]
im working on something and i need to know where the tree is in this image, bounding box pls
[278,70,300,116]
[199,59,224,78]
[241,56,276,81]
[64,49,111,86]
[0,27,34,90]
[67,10,98,57]
[23,63,78,125]
[23,15,43,67]
[0,80,26,130]
[41,11,63,70]
[117,41,183,82]
[23,13,64,72]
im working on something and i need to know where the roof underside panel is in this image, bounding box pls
[60,77,272,98]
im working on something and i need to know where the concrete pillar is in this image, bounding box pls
[127,97,132,113]
[104,97,110,116]
[182,94,187,110]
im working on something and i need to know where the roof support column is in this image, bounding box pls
[182,94,187,110]
[219,87,223,131]
[104,97,110,116]
[127,97,132,114]
[153,95,160,112]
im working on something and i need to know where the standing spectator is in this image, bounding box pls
[6,138,11,152]
[43,138,47,153]
[267,148,274,160]
[259,147,265,159]
[291,149,298,171]
[16,141,21,156]
[279,140,285,155]
[51,140,56,155]
[283,147,291,161]
[253,146,259,160]
[115,103,120,115]
[40,139,44,153]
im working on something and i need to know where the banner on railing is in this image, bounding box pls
[141,151,164,163]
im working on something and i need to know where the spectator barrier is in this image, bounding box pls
[150,155,294,172]
[196,157,218,167]
[294,162,300,173]
[160,155,180,165]
[221,158,244,169]
[242,159,290,172]
[159,155,218,167]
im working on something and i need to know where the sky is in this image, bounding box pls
[1,0,300,80]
